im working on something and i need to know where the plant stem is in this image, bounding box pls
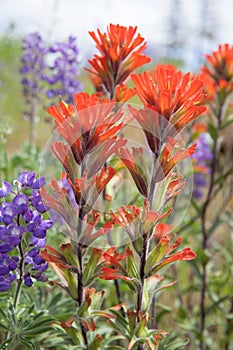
[77,206,88,348]
[225,300,233,350]
[200,103,223,350]
[148,152,160,330]
[137,234,148,350]
[29,97,37,154]
[5,235,25,341]
[148,152,159,210]
[13,242,24,309]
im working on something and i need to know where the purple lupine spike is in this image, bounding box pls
[44,35,82,103]
[20,32,46,104]
[0,171,53,291]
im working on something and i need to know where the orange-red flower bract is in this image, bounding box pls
[116,147,148,197]
[201,44,233,98]
[156,137,197,181]
[86,24,151,96]
[46,92,125,175]
[203,44,233,82]
[131,64,207,135]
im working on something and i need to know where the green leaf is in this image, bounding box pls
[0,336,16,350]
[107,319,130,339]
[163,338,190,350]
[188,260,202,279]
[109,309,129,329]
[18,336,35,349]
[208,122,218,141]
[0,307,8,321]
[105,347,126,350]
[206,295,231,315]
[22,317,54,331]
[22,326,53,336]
[0,322,9,330]
[144,241,167,275]
[101,335,125,348]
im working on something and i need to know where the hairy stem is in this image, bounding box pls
[137,235,148,350]
[77,206,88,348]
[148,152,160,331]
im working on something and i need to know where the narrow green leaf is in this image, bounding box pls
[22,318,54,331]
[164,337,190,350]
[22,326,53,336]
[208,123,218,141]
[0,336,16,350]
[18,336,35,349]
[101,335,125,347]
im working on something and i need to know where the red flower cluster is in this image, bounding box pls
[201,44,233,100]
[86,24,150,99]
[131,64,207,136]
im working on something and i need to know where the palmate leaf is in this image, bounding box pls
[21,316,54,332]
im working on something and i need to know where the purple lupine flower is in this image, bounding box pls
[0,181,12,198]
[20,32,47,103]
[191,133,213,199]
[44,36,82,103]
[0,171,53,291]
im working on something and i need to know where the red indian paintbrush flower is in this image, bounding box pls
[86,24,151,97]
[203,44,233,83]
[144,222,196,277]
[42,166,116,220]
[116,139,195,192]
[110,200,172,248]
[155,137,196,182]
[131,64,207,137]
[47,92,125,176]
[201,44,233,99]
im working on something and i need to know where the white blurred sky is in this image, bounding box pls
[1,0,233,67]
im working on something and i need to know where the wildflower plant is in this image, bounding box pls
[35,24,208,349]
[170,44,233,350]
[182,44,233,350]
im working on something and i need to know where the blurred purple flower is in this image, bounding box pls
[20,32,47,103]
[44,36,82,103]
[191,133,213,200]
[0,171,53,291]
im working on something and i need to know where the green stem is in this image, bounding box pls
[76,206,88,348]
[29,97,37,154]
[137,235,148,350]
[5,236,25,341]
